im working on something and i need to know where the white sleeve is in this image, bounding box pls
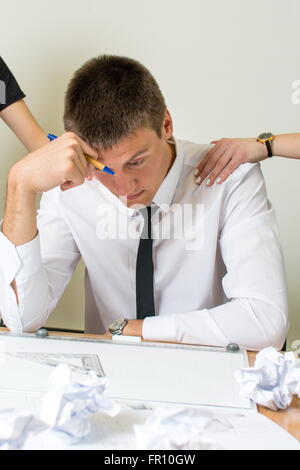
[0,189,81,333]
[143,164,289,351]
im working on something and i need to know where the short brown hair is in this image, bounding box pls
[63,55,166,149]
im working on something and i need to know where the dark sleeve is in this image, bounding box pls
[0,57,26,112]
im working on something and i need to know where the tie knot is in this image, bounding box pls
[140,205,152,216]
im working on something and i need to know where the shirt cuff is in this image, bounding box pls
[0,221,41,283]
[0,225,21,284]
[15,234,42,282]
[142,314,177,342]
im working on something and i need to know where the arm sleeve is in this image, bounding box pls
[142,164,289,351]
[0,189,81,332]
[0,57,26,111]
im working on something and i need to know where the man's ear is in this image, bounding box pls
[161,110,173,140]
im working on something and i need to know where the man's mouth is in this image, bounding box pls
[126,190,145,200]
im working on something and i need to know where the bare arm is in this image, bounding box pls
[3,167,38,245]
[2,174,37,303]
[1,99,48,151]
[272,133,300,159]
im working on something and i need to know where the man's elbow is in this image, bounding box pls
[268,319,289,351]
[265,304,289,351]
[259,329,288,351]
[5,322,45,335]
[249,303,289,351]
[2,309,46,335]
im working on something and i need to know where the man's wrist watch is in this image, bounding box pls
[257,132,275,158]
[108,317,128,335]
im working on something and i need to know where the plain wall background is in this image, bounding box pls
[0,0,299,347]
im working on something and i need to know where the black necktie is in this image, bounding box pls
[136,206,155,319]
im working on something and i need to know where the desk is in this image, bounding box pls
[1,328,300,442]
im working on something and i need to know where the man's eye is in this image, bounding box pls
[128,158,145,167]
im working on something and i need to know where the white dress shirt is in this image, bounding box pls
[0,139,289,350]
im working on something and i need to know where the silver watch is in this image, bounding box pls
[108,317,128,335]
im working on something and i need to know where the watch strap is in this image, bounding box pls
[266,140,273,158]
[257,133,274,158]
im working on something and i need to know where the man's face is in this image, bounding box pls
[91,113,175,207]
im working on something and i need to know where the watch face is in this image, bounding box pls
[109,317,128,335]
[258,132,273,140]
[110,318,123,330]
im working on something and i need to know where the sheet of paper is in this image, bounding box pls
[21,408,300,450]
[0,333,252,411]
[207,412,300,450]
[0,390,43,415]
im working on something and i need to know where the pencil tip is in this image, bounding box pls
[103,167,115,175]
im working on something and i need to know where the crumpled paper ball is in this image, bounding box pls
[39,363,120,443]
[235,347,300,410]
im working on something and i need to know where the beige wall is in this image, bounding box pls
[1,0,299,345]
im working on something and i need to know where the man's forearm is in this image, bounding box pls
[3,166,37,246]
[141,298,288,351]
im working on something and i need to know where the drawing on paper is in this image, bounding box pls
[5,352,105,377]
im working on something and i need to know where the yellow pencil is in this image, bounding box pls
[85,155,115,175]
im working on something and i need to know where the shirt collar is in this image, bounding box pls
[152,138,184,212]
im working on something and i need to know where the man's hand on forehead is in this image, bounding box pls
[8,132,99,194]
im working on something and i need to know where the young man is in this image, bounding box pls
[0,56,289,350]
